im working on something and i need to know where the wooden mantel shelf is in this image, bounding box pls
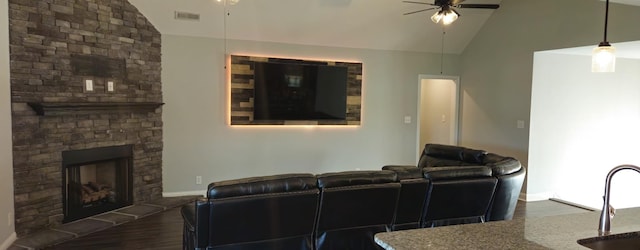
[27,102,165,116]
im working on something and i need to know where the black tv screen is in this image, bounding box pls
[253,61,348,121]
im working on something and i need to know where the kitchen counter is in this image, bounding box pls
[375,207,640,249]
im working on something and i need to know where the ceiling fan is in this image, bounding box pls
[403,0,500,25]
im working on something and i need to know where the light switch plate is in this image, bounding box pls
[517,120,525,129]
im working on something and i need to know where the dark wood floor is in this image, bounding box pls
[512,199,592,219]
[44,200,591,249]
[44,206,184,250]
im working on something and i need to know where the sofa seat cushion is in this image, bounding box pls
[207,173,317,199]
[423,166,492,180]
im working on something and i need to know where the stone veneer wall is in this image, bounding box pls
[8,0,162,236]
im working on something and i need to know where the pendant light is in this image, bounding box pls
[592,0,615,73]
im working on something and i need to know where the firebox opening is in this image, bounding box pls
[62,145,133,223]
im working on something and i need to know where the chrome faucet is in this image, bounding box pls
[598,164,640,236]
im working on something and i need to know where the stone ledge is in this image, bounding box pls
[27,102,165,116]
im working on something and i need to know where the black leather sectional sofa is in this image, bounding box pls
[181,144,526,250]
[383,143,526,229]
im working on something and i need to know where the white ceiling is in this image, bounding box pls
[129,0,502,54]
[607,0,640,6]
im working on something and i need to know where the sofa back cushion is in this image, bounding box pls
[422,176,498,227]
[381,165,423,180]
[316,170,397,188]
[462,148,487,163]
[423,166,492,180]
[205,174,319,249]
[314,170,400,250]
[207,173,317,198]
[418,144,487,168]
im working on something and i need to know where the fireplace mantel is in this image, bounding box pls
[27,102,165,116]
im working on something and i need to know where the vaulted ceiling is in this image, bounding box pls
[129,0,502,54]
[129,0,640,54]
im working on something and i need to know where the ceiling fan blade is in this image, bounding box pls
[403,7,437,15]
[456,4,500,9]
[402,1,433,5]
[451,0,467,5]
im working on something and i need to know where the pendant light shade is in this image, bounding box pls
[592,0,615,73]
[430,10,443,23]
[592,42,616,73]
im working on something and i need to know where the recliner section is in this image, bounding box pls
[314,170,400,250]
[182,173,320,250]
[384,143,526,229]
[380,165,429,231]
[421,165,497,227]
[182,171,401,250]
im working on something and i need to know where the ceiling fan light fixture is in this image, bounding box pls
[430,8,458,25]
[430,10,444,23]
[441,9,459,25]
[592,42,616,73]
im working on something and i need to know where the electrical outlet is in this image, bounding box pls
[107,81,115,92]
[403,116,411,124]
[85,79,93,91]
[196,176,202,185]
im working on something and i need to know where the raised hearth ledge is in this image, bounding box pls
[27,102,165,116]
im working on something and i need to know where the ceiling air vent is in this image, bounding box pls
[174,11,200,21]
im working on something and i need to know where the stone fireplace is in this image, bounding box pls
[9,0,163,236]
[62,144,133,223]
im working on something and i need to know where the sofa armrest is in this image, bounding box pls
[485,155,521,176]
[181,203,196,232]
[181,198,210,249]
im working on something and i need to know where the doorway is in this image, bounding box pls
[416,75,460,160]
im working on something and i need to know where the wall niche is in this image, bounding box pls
[229,55,362,126]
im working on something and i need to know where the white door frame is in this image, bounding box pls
[416,74,461,160]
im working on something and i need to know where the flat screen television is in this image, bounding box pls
[253,61,348,121]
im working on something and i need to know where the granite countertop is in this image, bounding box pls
[375,207,640,249]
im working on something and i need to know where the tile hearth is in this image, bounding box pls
[9,196,199,250]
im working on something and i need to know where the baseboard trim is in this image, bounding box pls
[518,192,526,201]
[163,190,206,197]
[522,192,554,202]
[549,198,598,211]
[1,232,17,250]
